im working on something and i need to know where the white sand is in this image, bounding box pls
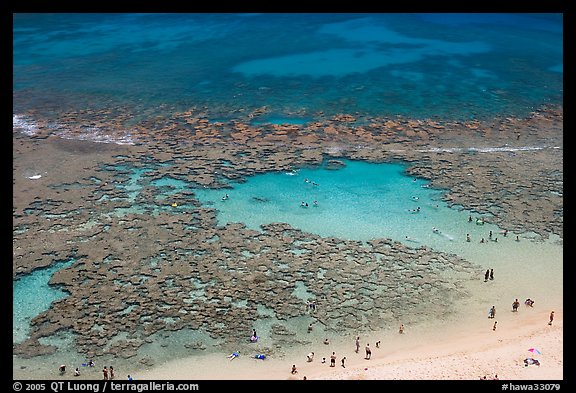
[138,308,562,380]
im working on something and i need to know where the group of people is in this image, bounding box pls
[102,366,115,380]
[487,297,554,333]
[295,330,409,376]
[59,361,115,380]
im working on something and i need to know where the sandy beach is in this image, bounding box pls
[136,307,562,381]
[311,314,563,380]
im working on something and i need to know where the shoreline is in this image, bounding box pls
[13,106,563,380]
[134,308,562,381]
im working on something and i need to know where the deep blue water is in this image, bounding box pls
[13,13,563,121]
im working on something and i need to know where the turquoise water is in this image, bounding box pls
[13,260,74,344]
[194,160,502,253]
[12,13,563,379]
[12,160,563,380]
[13,13,562,121]
[251,116,311,126]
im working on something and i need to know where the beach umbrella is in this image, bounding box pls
[528,348,542,356]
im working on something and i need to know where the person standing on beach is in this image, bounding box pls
[489,305,496,319]
[512,299,520,312]
[355,336,360,353]
[484,269,490,281]
[489,269,494,280]
[291,365,298,374]
[109,366,114,379]
[307,352,314,362]
[493,321,497,331]
[103,366,108,380]
[399,324,405,334]
[330,352,336,367]
[548,311,554,325]
[341,357,346,368]
[365,344,372,360]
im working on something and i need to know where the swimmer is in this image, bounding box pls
[412,196,419,201]
[222,193,229,200]
[466,234,471,242]
[313,200,318,206]
[432,227,440,234]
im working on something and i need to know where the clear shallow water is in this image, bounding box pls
[152,160,563,378]
[194,160,502,252]
[13,13,562,120]
[12,160,563,379]
[13,259,74,344]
